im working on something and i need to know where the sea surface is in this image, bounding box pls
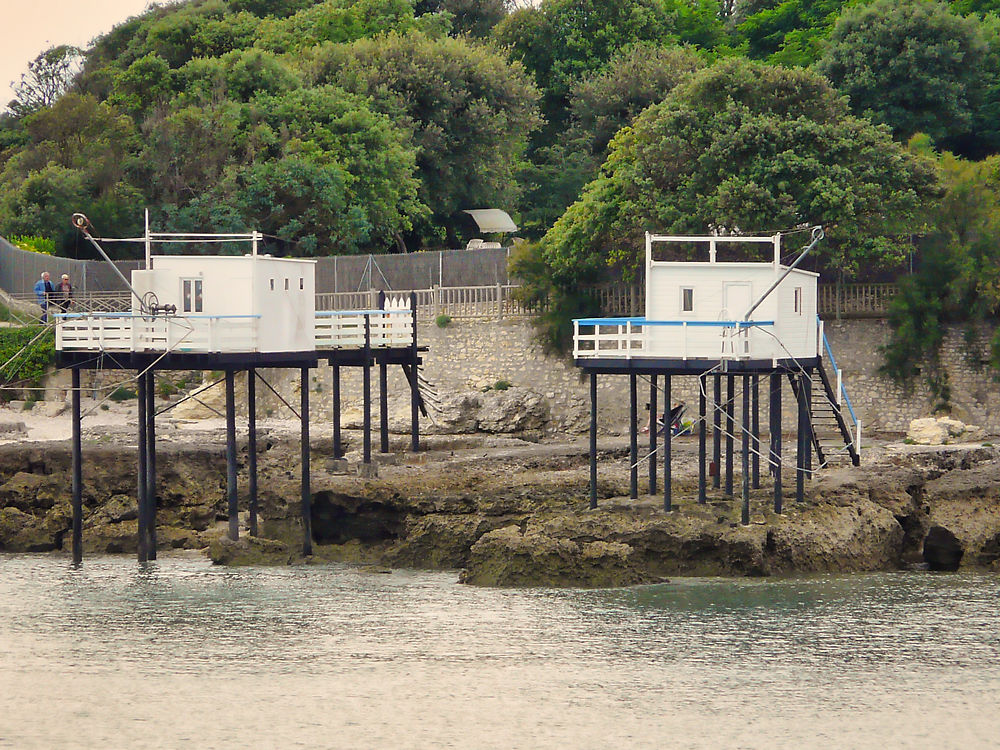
[0,554,997,749]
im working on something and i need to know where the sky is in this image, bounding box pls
[0,0,180,108]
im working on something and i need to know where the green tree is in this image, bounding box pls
[538,59,939,292]
[8,45,84,116]
[519,44,705,236]
[310,32,540,246]
[882,143,1000,400]
[415,0,509,37]
[495,0,721,130]
[816,0,994,153]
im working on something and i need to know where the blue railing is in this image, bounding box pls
[573,317,774,328]
[820,320,858,427]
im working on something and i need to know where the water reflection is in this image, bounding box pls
[1,554,998,749]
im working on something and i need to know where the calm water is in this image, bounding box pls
[0,555,997,749]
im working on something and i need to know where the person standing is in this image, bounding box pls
[55,274,73,312]
[33,272,53,322]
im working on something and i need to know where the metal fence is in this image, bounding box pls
[1,237,900,320]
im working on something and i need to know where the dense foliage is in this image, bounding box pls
[0,326,56,390]
[1,0,999,393]
[0,0,538,256]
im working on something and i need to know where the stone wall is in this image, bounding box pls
[127,317,999,439]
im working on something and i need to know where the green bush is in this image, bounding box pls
[157,380,179,399]
[109,386,138,402]
[435,314,452,328]
[8,235,55,255]
[494,379,511,391]
[0,326,55,387]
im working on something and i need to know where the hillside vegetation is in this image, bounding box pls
[1,0,999,392]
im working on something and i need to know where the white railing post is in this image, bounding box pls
[836,368,842,406]
[625,320,631,358]
[573,320,580,357]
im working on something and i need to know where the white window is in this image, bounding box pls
[299,278,304,290]
[270,279,275,291]
[284,278,289,291]
[181,278,203,313]
[793,287,803,315]
[681,287,694,313]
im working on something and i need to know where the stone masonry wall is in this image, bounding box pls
[171,317,999,439]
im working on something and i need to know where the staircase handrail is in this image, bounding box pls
[819,317,858,428]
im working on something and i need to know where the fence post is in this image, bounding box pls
[434,284,441,317]
[496,282,502,320]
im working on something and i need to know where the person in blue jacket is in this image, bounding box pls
[33,272,53,322]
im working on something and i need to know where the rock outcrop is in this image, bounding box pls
[2,437,1000,586]
[907,417,986,445]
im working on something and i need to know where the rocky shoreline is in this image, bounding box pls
[1,421,999,586]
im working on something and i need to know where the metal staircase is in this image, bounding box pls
[788,324,862,469]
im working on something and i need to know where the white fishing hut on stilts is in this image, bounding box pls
[574,228,861,523]
[56,213,425,564]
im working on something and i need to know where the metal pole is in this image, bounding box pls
[410,291,420,452]
[248,368,258,537]
[301,366,312,556]
[698,373,706,504]
[797,371,808,503]
[663,375,672,512]
[146,370,157,559]
[752,374,760,489]
[770,372,782,514]
[378,291,389,454]
[648,374,657,495]
[629,372,638,500]
[136,371,148,563]
[71,367,82,564]
[804,369,813,476]
[332,364,342,459]
[742,374,750,525]
[712,375,721,489]
[225,369,238,542]
[363,316,372,464]
[725,375,734,497]
[589,371,597,510]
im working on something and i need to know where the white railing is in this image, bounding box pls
[573,317,775,360]
[314,309,413,349]
[56,313,260,353]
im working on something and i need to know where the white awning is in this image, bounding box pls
[463,209,518,234]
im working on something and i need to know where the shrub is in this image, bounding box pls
[0,326,55,387]
[435,314,452,328]
[9,235,55,255]
[493,379,511,391]
[109,386,137,402]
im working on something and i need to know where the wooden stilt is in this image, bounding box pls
[770,372,782,514]
[648,374,657,495]
[629,372,638,500]
[410,291,420,453]
[725,374,734,497]
[248,368,258,537]
[301,366,312,556]
[332,364,342,459]
[379,357,389,454]
[698,373,706,504]
[71,367,82,564]
[589,372,597,510]
[797,371,808,503]
[663,375,672,512]
[751,374,760,490]
[712,375,721,489]
[146,370,157,559]
[742,374,750,525]
[137,371,148,563]
[363,316,372,465]
[225,369,238,542]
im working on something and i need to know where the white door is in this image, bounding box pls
[723,282,753,357]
